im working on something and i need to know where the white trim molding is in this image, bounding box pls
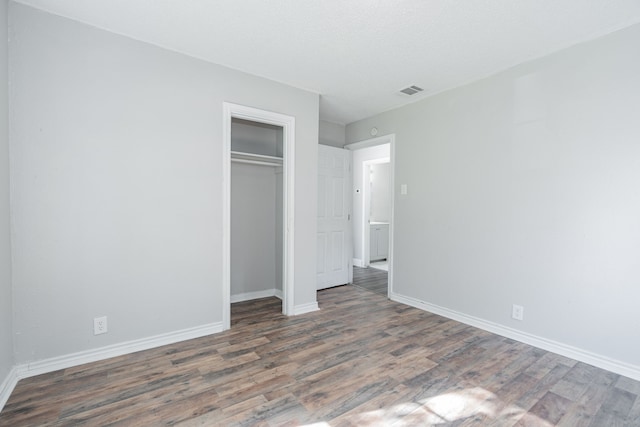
[231,289,283,303]
[222,102,296,329]
[292,302,319,316]
[0,322,223,412]
[0,366,20,412]
[353,258,364,268]
[16,322,222,381]
[390,291,640,382]
[345,134,394,151]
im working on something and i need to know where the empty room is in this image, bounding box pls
[1,0,640,425]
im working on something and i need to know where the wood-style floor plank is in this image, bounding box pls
[1,284,639,426]
[352,265,387,295]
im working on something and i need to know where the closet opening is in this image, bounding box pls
[230,119,284,325]
[222,103,296,330]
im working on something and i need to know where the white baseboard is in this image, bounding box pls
[0,322,222,412]
[353,258,364,268]
[293,302,319,315]
[390,292,640,381]
[0,366,19,412]
[15,322,223,381]
[231,289,282,303]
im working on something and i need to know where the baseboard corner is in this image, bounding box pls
[293,302,319,316]
[0,366,20,412]
[231,289,279,303]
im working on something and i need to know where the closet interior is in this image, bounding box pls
[230,118,284,311]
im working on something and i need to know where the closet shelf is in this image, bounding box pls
[231,151,283,167]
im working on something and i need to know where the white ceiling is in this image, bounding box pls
[14,0,640,125]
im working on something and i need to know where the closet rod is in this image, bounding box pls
[231,158,281,167]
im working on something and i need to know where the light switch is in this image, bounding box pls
[400,184,408,195]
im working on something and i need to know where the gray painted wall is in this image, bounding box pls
[231,119,282,157]
[319,120,345,148]
[231,119,284,297]
[0,0,13,387]
[231,163,277,297]
[9,3,318,363]
[370,163,391,223]
[347,23,640,367]
[230,120,282,299]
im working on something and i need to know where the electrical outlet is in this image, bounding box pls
[94,316,108,335]
[512,304,524,321]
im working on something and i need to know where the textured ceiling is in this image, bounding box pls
[14,0,640,125]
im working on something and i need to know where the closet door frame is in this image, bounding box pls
[222,103,295,330]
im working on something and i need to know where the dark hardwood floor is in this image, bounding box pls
[352,265,387,296]
[2,285,639,426]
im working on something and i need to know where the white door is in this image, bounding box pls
[317,145,352,290]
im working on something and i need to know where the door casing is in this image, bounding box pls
[222,103,295,329]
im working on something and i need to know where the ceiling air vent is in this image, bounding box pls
[399,85,424,96]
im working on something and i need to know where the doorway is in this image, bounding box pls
[222,103,296,330]
[345,134,395,297]
[364,159,391,271]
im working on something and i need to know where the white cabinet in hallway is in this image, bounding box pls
[369,222,389,262]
